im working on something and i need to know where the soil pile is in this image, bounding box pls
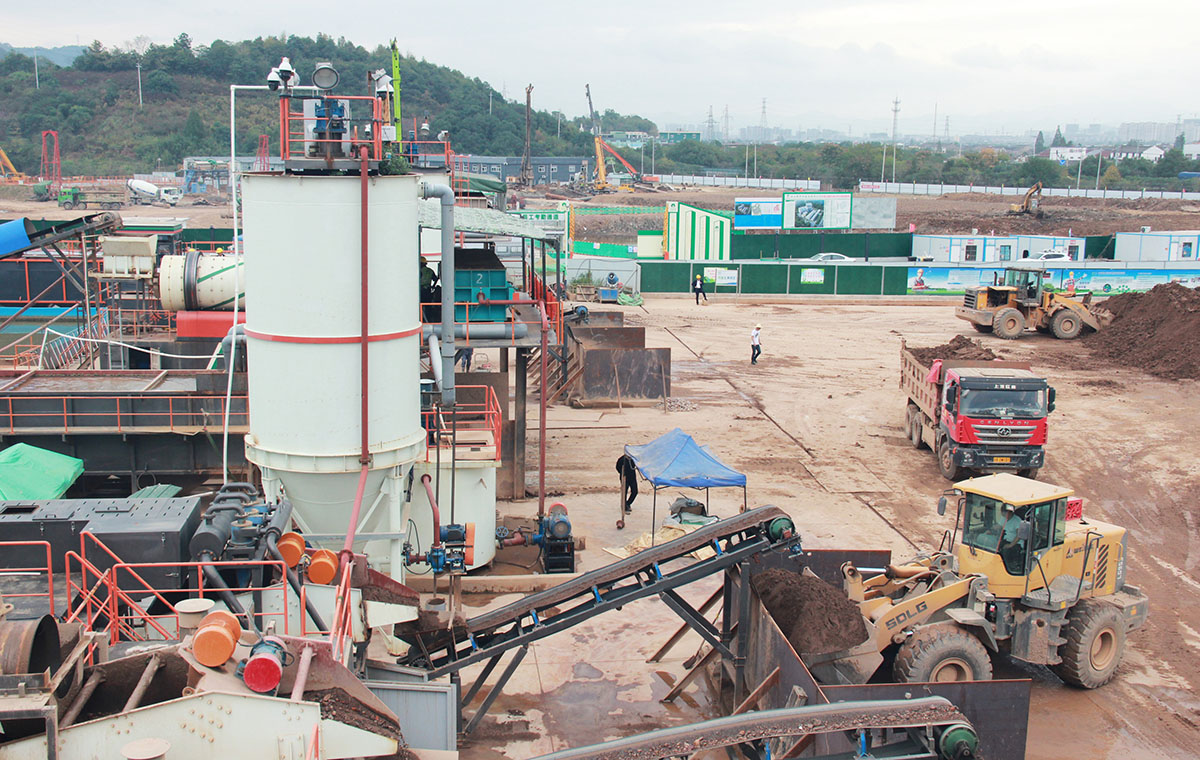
[752,569,869,655]
[1088,283,1200,379]
[907,335,998,365]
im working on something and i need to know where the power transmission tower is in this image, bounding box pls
[704,106,718,142]
[759,98,768,142]
[890,97,900,182]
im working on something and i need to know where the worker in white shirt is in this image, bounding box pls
[750,324,762,365]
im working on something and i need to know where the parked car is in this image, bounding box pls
[811,252,853,262]
[1031,250,1072,261]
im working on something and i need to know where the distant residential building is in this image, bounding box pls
[456,155,589,185]
[1184,143,1200,160]
[1118,122,1181,144]
[1108,145,1166,162]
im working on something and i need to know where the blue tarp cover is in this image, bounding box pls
[624,428,747,489]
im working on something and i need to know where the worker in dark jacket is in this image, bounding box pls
[693,275,707,305]
[616,454,638,513]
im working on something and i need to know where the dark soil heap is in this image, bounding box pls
[907,335,998,365]
[1088,283,1200,380]
[752,569,869,655]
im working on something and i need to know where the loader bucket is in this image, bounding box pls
[800,619,883,685]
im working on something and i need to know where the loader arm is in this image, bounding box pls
[863,575,975,652]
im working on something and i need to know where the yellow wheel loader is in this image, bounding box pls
[954,263,1105,340]
[808,474,1148,689]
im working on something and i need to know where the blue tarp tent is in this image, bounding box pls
[623,428,747,540]
[624,428,746,488]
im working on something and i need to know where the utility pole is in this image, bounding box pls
[651,138,655,174]
[489,92,492,115]
[136,62,143,107]
[753,144,757,177]
[33,53,39,90]
[520,84,533,186]
[1095,150,1103,190]
[880,144,887,183]
[890,97,900,183]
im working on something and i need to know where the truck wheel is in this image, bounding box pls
[61,201,75,210]
[937,439,961,481]
[909,410,925,450]
[79,203,88,210]
[971,322,993,333]
[992,308,1024,340]
[1051,310,1083,340]
[894,624,993,683]
[1018,468,1039,479]
[1052,600,1126,688]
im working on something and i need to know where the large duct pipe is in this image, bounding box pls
[422,183,456,407]
[427,332,443,391]
[420,323,529,341]
[219,323,246,371]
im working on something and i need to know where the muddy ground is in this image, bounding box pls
[5,186,1198,242]
[467,296,1199,759]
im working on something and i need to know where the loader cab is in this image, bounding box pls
[947,474,1071,599]
[1002,266,1047,307]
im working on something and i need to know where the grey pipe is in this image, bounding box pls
[199,552,257,633]
[220,323,245,371]
[422,183,456,406]
[421,323,528,340]
[427,332,443,391]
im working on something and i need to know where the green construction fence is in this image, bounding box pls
[730,231,915,260]
[639,260,912,295]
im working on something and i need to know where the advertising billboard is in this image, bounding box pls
[733,198,783,229]
[1049,147,1087,162]
[782,192,853,230]
[906,266,1200,296]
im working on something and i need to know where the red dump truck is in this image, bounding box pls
[901,340,1056,480]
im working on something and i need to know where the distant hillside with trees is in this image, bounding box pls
[0,33,1197,191]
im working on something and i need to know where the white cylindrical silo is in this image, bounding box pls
[241,173,425,572]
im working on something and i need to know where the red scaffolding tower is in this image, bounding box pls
[253,134,270,173]
[40,130,61,193]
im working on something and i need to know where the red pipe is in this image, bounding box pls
[420,474,443,549]
[342,146,372,557]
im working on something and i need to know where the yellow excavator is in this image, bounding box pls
[1008,182,1044,217]
[0,147,27,182]
[806,474,1148,689]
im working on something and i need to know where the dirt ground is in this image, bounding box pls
[469,295,1200,759]
[7,186,1199,242]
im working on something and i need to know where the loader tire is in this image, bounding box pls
[971,322,993,333]
[1051,309,1083,340]
[1052,600,1125,689]
[993,308,1024,340]
[937,439,961,481]
[894,624,993,683]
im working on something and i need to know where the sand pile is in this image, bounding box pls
[752,569,869,655]
[907,335,998,365]
[1088,283,1200,380]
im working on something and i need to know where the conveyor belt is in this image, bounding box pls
[0,212,122,260]
[401,505,799,680]
[528,697,971,760]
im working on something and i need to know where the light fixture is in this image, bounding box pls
[311,62,339,91]
[266,68,282,91]
[276,57,295,85]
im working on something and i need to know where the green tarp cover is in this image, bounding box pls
[0,444,84,500]
[462,172,508,195]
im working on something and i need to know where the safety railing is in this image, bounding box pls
[526,269,564,331]
[422,384,502,462]
[13,308,110,369]
[108,307,177,339]
[0,540,56,616]
[329,560,356,664]
[0,392,250,434]
[401,140,465,194]
[65,532,294,645]
[279,96,384,163]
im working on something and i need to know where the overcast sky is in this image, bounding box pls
[7,0,1196,137]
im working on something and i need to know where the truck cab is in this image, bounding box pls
[938,365,1053,479]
